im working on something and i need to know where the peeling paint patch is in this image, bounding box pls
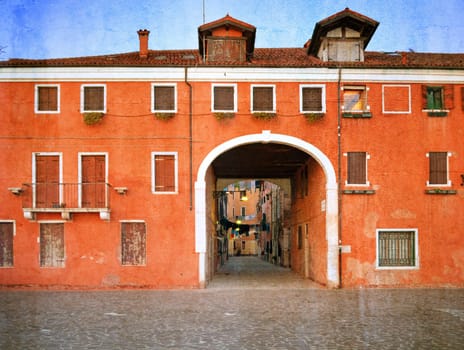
[80,252,106,264]
[363,212,379,239]
[102,274,120,286]
[391,208,416,219]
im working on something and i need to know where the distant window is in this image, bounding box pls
[212,84,236,112]
[241,206,246,217]
[152,84,176,112]
[427,152,450,186]
[35,85,60,113]
[426,86,443,110]
[300,85,325,113]
[343,86,368,112]
[382,85,411,114]
[377,229,418,268]
[81,85,105,112]
[251,85,275,112]
[297,226,303,249]
[0,222,14,267]
[40,223,65,268]
[347,152,369,185]
[121,222,146,266]
[422,85,454,115]
[152,152,177,193]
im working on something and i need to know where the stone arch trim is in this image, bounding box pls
[195,130,339,288]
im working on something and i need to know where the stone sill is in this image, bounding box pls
[425,189,457,195]
[342,112,372,118]
[343,189,376,195]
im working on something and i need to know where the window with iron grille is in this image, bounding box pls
[346,152,369,185]
[343,86,368,112]
[152,84,176,112]
[300,85,325,113]
[212,84,236,112]
[81,85,105,112]
[152,152,177,193]
[377,229,418,268]
[427,152,450,186]
[251,85,275,112]
[35,85,59,113]
[40,223,65,268]
[121,222,146,266]
[0,222,14,267]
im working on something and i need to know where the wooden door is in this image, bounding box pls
[35,155,59,208]
[81,155,106,208]
[40,223,65,267]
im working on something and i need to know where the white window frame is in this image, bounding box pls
[151,152,178,194]
[32,152,63,209]
[341,85,370,113]
[35,84,60,114]
[426,152,452,187]
[211,83,237,112]
[80,84,107,113]
[250,84,276,113]
[299,84,326,113]
[344,152,371,186]
[151,83,177,113]
[376,228,419,270]
[78,152,109,208]
[382,84,411,114]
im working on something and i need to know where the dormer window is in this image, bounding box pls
[325,28,362,62]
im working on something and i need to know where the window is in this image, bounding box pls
[377,229,418,268]
[328,40,361,62]
[121,221,146,266]
[151,152,177,193]
[212,84,237,112]
[35,85,60,113]
[151,84,177,112]
[251,85,275,112]
[426,86,443,110]
[0,222,14,267]
[346,152,369,185]
[297,226,303,249]
[422,85,454,114]
[33,153,62,208]
[343,86,369,113]
[40,223,65,268]
[241,206,246,217]
[300,85,325,113]
[427,152,451,186]
[382,85,411,114]
[81,85,106,112]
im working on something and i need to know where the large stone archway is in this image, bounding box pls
[195,130,339,288]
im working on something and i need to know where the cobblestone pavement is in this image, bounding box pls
[1,256,463,349]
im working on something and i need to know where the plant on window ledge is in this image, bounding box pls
[252,112,276,120]
[83,112,104,125]
[214,112,235,121]
[154,112,175,120]
[303,113,324,122]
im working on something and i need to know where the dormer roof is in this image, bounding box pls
[198,14,256,59]
[307,8,379,56]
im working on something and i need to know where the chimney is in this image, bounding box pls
[137,29,150,58]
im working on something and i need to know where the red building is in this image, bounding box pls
[1,9,463,289]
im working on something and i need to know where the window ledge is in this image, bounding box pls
[422,110,449,117]
[343,189,376,195]
[425,189,457,195]
[342,112,372,118]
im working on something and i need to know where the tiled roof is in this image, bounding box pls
[2,49,464,69]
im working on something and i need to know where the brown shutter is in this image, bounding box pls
[443,85,454,109]
[40,223,65,267]
[429,152,447,184]
[36,155,59,208]
[154,86,175,110]
[84,86,104,111]
[421,85,428,109]
[214,86,234,110]
[82,155,106,208]
[253,87,273,111]
[302,87,322,112]
[0,222,14,267]
[348,152,367,184]
[155,154,175,192]
[38,86,58,111]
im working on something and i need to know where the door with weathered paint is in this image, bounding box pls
[0,222,14,267]
[121,222,146,265]
[35,155,59,208]
[40,223,65,267]
[81,155,106,208]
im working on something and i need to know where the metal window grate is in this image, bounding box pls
[378,230,415,267]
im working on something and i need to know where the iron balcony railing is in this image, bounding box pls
[21,183,111,210]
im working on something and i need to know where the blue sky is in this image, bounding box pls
[1,0,463,59]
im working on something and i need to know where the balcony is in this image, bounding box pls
[21,183,111,221]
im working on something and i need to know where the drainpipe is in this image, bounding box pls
[185,67,193,210]
[337,67,343,287]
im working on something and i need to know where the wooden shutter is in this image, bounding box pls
[429,152,447,185]
[82,155,106,208]
[421,85,428,109]
[40,223,65,267]
[0,222,14,267]
[121,222,146,265]
[214,86,234,111]
[84,86,104,111]
[347,152,367,184]
[154,86,175,111]
[38,86,58,111]
[302,87,322,112]
[155,154,175,192]
[253,87,273,111]
[443,85,454,109]
[35,155,59,208]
